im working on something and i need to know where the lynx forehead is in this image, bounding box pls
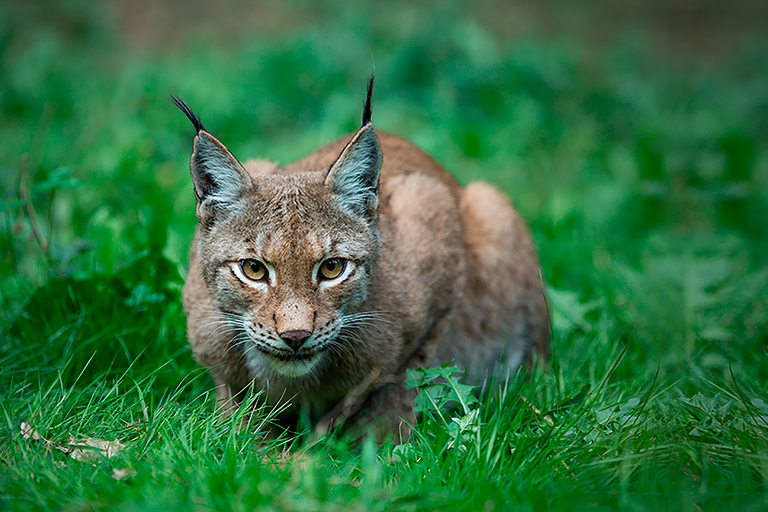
[177,76,548,441]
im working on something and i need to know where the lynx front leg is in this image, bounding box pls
[314,325,448,443]
[346,377,417,444]
[314,367,416,444]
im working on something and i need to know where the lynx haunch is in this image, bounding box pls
[175,77,548,442]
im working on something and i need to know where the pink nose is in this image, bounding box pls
[279,330,312,350]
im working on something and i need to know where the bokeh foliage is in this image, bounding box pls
[1,0,767,509]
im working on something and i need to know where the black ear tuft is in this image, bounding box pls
[362,73,374,127]
[170,94,206,133]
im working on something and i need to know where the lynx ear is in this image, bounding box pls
[171,95,252,212]
[324,123,382,218]
[190,131,251,205]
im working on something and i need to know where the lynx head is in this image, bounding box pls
[174,76,382,380]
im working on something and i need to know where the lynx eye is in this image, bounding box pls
[319,258,346,280]
[240,259,267,281]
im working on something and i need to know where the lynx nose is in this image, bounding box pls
[279,330,312,351]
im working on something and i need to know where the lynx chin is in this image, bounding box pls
[175,76,548,442]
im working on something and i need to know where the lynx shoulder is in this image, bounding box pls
[175,77,548,441]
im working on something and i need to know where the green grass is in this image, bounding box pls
[2,0,767,509]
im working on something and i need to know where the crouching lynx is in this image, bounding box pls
[175,77,548,442]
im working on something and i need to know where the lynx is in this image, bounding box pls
[175,77,548,442]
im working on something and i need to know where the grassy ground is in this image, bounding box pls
[1,1,767,510]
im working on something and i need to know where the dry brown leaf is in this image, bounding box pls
[68,437,125,462]
[20,422,41,440]
[112,467,137,480]
[20,422,125,463]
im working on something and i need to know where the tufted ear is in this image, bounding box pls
[171,95,252,219]
[324,123,382,219]
[323,75,381,219]
[190,131,251,206]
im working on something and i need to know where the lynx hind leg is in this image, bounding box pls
[440,181,548,379]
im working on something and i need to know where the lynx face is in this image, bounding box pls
[173,94,384,381]
[198,173,381,379]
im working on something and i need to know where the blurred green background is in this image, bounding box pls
[1,0,767,506]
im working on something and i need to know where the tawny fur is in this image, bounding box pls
[181,105,548,442]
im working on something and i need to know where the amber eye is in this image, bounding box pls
[319,258,346,280]
[240,259,267,281]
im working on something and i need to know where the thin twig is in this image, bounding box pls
[18,154,49,253]
[520,394,555,425]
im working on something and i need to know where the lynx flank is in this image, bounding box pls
[175,77,548,442]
